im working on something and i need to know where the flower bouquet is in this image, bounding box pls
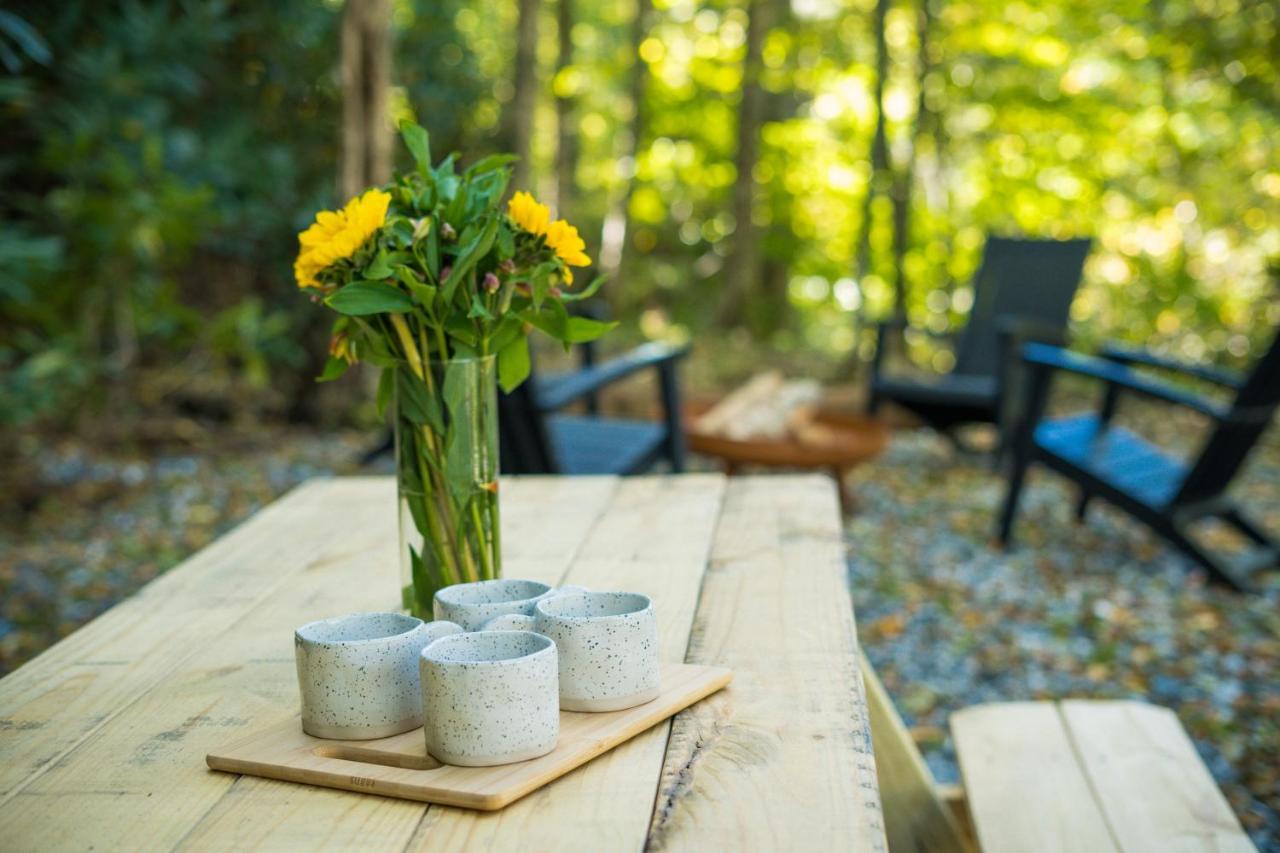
[294,120,613,617]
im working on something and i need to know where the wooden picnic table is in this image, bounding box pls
[0,474,886,851]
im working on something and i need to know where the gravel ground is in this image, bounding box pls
[848,412,1280,850]
[0,428,375,673]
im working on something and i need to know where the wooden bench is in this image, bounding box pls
[861,657,1255,853]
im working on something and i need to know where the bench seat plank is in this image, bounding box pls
[951,702,1118,853]
[1059,700,1253,853]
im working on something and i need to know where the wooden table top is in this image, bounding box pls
[0,474,886,851]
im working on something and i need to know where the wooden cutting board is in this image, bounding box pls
[207,662,731,810]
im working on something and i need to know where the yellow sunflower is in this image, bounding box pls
[507,191,550,236]
[294,188,391,289]
[545,219,591,283]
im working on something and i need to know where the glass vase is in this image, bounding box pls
[395,354,501,617]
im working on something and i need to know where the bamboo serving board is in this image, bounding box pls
[207,662,731,810]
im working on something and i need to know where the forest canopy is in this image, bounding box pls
[1,0,1277,426]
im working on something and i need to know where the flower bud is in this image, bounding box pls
[498,258,516,274]
[483,271,501,292]
[440,265,452,282]
[440,222,457,240]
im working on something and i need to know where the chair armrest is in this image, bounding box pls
[1022,343,1228,420]
[1098,344,1243,390]
[534,342,690,412]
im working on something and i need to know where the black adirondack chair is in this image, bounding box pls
[867,236,1092,447]
[997,335,1280,591]
[498,340,689,475]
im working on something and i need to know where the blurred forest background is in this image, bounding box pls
[2,0,1278,439]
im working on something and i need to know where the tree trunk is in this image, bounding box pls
[847,0,893,377]
[598,0,652,285]
[340,0,393,200]
[555,0,577,219]
[889,0,932,322]
[508,0,541,193]
[855,0,890,289]
[717,0,770,327]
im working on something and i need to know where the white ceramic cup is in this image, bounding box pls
[433,578,584,631]
[294,612,462,740]
[483,591,660,712]
[419,630,560,766]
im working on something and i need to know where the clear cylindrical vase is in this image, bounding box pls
[395,354,501,617]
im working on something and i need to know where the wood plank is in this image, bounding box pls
[1059,700,1254,853]
[174,475,619,849]
[0,477,617,851]
[207,663,731,809]
[406,474,727,851]
[646,475,888,852]
[0,477,362,799]
[859,653,973,853]
[951,702,1118,853]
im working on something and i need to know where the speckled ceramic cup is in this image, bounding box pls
[419,630,560,766]
[433,578,583,631]
[483,591,660,712]
[294,613,463,740]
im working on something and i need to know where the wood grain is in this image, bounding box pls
[951,702,1118,853]
[175,476,619,850]
[646,475,888,852]
[207,663,731,809]
[0,477,615,851]
[859,653,973,853]
[407,474,728,852]
[1059,700,1254,853]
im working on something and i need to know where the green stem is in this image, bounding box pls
[470,500,493,580]
[416,450,458,588]
[389,314,465,586]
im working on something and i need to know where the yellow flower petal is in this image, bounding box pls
[545,219,591,267]
[294,188,391,288]
[508,190,551,236]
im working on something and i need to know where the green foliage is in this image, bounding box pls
[0,0,479,427]
[2,0,1277,430]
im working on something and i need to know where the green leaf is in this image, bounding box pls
[396,368,445,433]
[396,266,437,308]
[325,282,414,315]
[400,121,431,174]
[316,355,350,383]
[444,427,476,502]
[425,218,440,277]
[488,314,525,353]
[442,360,471,422]
[564,316,618,343]
[497,334,531,392]
[467,296,493,320]
[560,273,607,302]
[444,216,499,303]
[364,249,393,280]
[375,367,394,417]
[520,300,569,339]
[444,312,478,346]
[465,153,519,176]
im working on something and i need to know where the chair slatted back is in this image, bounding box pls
[1175,332,1280,506]
[497,378,560,474]
[953,236,1092,379]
